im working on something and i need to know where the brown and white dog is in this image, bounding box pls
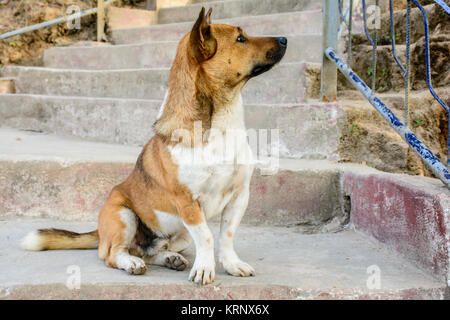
[21,8,287,285]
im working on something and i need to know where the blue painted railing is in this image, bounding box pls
[322,0,450,187]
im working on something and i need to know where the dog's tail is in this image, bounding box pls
[21,228,99,251]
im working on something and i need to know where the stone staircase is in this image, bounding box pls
[0,0,449,299]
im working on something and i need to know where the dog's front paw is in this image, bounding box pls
[221,255,255,277]
[189,258,215,285]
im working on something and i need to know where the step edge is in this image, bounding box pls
[111,9,322,33]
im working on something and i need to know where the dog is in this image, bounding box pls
[21,7,287,285]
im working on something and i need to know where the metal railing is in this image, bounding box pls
[321,0,450,188]
[0,0,118,42]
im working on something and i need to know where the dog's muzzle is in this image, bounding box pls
[250,37,287,77]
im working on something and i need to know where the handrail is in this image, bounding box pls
[325,47,450,187]
[433,0,450,14]
[321,0,450,187]
[338,0,361,66]
[361,0,379,91]
[0,0,118,41]
[389,0,406,76]
[410,0,449,115]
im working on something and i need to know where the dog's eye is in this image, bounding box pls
[237,35,246,43]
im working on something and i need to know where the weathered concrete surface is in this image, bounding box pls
[43,34,322,70]
[343,170,450,282]
[0,129,139,221]
[0,129,348,229]
[0,220,445,300]
[111,10,322,44]
[44,41,178,70]
[0,95,161,147]
[157,0,321,24]
[0,95,344,159]
[245,101,346,160]
[1,62,309,104]
[1,65,170,101]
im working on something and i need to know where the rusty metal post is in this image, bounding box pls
[320,0,339,102]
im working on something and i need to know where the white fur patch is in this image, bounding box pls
[154,210,184,236]
[168,94,254,220]
[20,231,43,251]
[119,208,137,244]
[184,222,214,256]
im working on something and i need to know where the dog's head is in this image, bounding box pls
[155,8,287,139]
[188,7,287,88]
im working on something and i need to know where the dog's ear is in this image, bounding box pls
[189,7,217,62]
[205,7,212,25]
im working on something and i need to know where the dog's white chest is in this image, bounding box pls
[169,96,254,220]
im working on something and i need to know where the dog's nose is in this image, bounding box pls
[277,37,288,47]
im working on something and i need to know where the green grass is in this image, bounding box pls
[349,123,361,135]
[9,40,20,47]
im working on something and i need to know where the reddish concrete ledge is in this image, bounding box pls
[3,283,444,300]
[343,171,450,282]
[0,160,133,221]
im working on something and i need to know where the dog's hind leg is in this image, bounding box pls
[145,250,189,271]
[168,229,192,253]
[98,188,147,275]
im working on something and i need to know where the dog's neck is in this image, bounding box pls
[153,38,244,145]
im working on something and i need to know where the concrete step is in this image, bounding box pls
[157,0,321,24]
[43,34,322,70]
[1,62,311,104]
[0,220,445,299]
[343,167,450,283]
[111,10,322,44]
[0,128,349,230]
[0,94,344,160]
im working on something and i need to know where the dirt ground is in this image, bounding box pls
[338,87,449,178]
[345,3,450,93]
[0,0,145,67]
